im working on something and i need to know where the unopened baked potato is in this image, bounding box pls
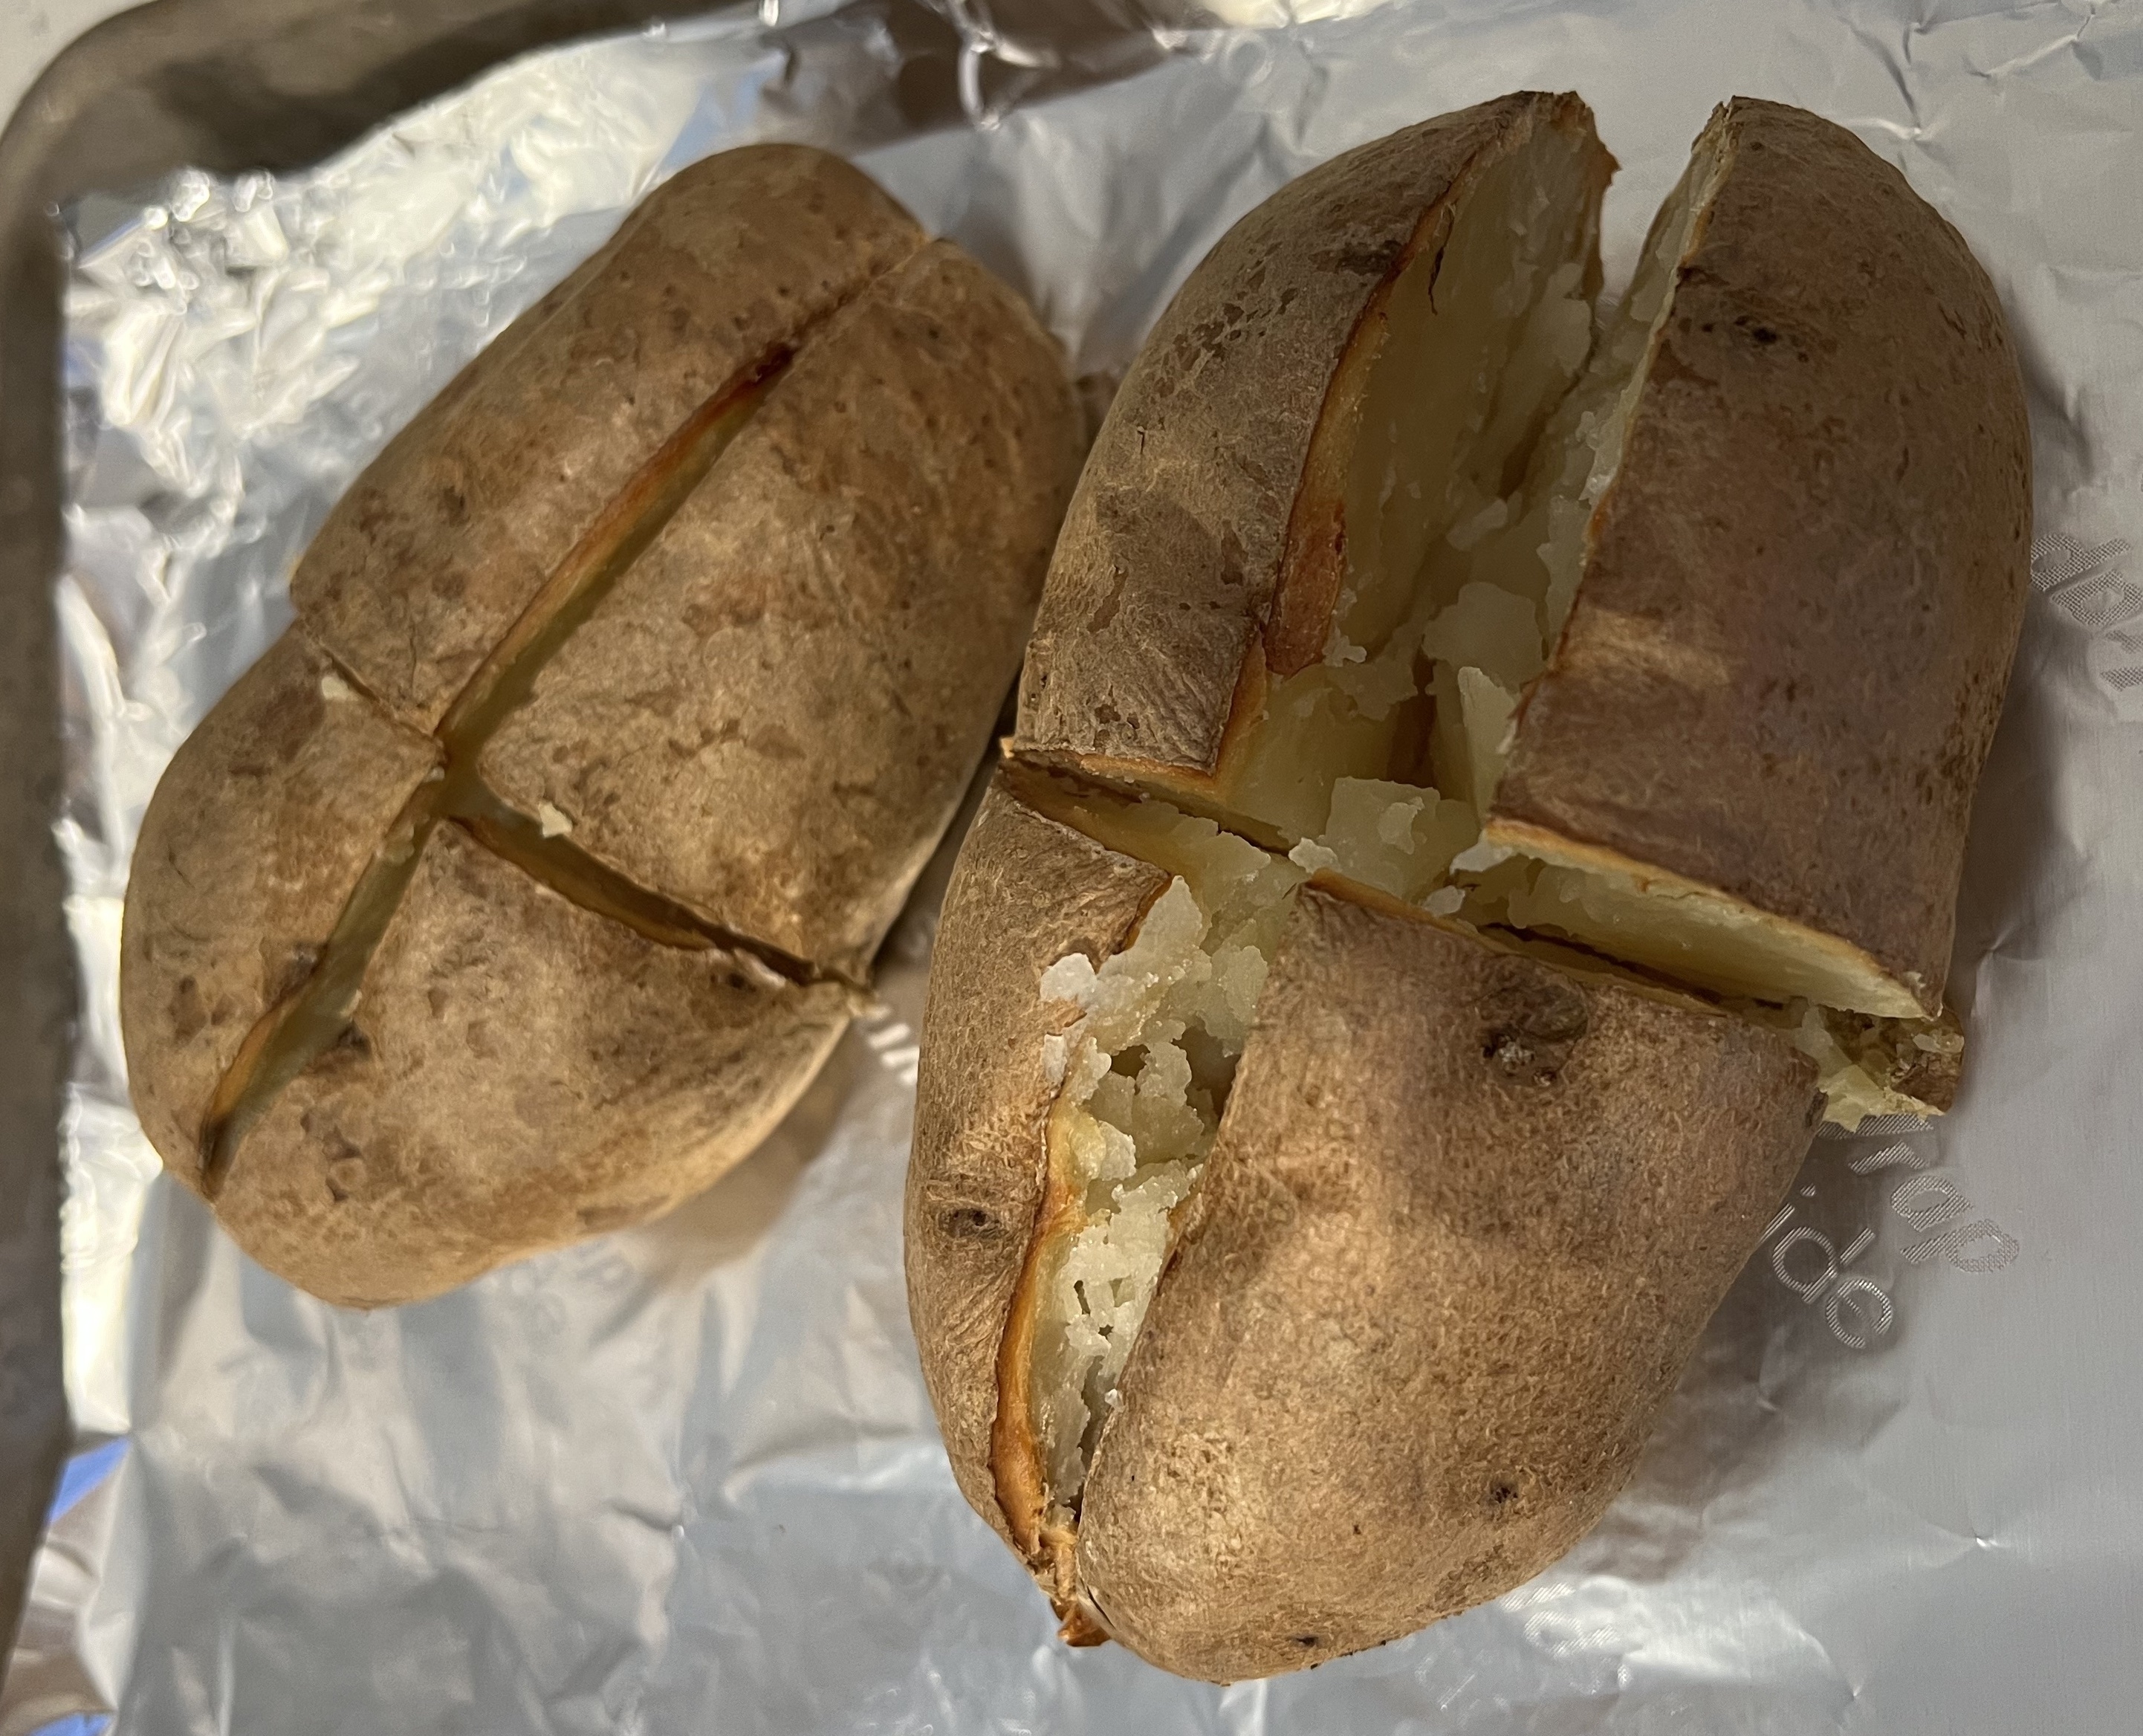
[122,143,1086,1306]
[908,93,2028,1680]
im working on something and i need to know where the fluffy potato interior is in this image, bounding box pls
[1215,126,1601,846]
[1229,126,1945,1120]
[1258,132,1722,904]
[1026,794,1303,1520]
[1436,135,1942,1035]
[1771,1000,1963,1125]
[1433,136,1951,1091]
[1454,841,1933,1022]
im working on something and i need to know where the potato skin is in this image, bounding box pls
[906,774,1168,1552]
[481,244,1086,979]
[1075,884,1818,1680]
[1491,99,2032,1015]
[1012,91,1593,784]
[221,824,853,1308]
[121,144,1084,1303]
[907,94,2026,1680]
[119,631,439,1182]
[292,145,924,733]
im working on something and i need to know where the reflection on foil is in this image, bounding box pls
[12,0,2143,1730]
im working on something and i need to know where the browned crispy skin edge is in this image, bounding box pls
[904,774,1167,1558]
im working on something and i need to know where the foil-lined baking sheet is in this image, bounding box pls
[9,0,2143,1728]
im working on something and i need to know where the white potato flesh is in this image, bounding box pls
[1772,1003,1958,1129]
[1216,125,1604,849]
[1459,847,1929,1020]
[1031,797,1305,1513]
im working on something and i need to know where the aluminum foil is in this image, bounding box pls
[10,0,2143,1729]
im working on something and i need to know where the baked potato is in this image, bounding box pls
[908,92,2027,1678]
[122,143,1086,1306]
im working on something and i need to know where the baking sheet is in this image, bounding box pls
[10,0,2143,1729]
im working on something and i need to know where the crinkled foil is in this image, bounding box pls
[9,0,2143,1729]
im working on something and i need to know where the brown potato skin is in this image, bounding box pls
[907,94,2026,1680]
[1012,92,1592,783]
[120,145,1086,1303]
[222,825,853,1308]
[119,630,440,1182]
[1491,99,2032,1015]
[1076,884,1818,1680]
[904,798,1822,1674]
[481,243,1086,980]
[292,145,924,733]
[906,774,1168,1552]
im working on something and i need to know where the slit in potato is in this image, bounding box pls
[1018,790,1303,1531]
[1251,129,1727,903]
[200,352,800,1196]
[434,352,789,755]
[453,793,820,982]
[1205,123,1604,846]
[1454,833,1935,1026]
[199,755,440,1192]
[1064,112,1948,1128]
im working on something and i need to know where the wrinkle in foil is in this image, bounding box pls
[10,0,2143,1731]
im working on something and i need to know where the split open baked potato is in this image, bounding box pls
[122,144,1086,1306]
[909,92,2028,1679]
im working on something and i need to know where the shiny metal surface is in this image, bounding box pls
[7,0,2141,1728]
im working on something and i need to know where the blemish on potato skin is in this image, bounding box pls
[942,1205,999,1240]
[1086,573,1126,633]
[1476,966,1589,1085]
[169,976,207,1043]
